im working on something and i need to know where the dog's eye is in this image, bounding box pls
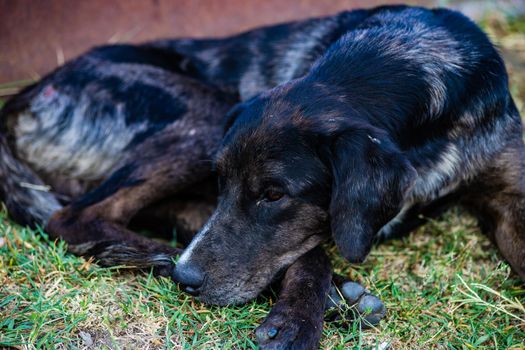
[264,189,284,202]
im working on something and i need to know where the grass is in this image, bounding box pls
[1,11,525,350]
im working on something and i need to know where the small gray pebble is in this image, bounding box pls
[357,294,386,315]
[341,282,366,304]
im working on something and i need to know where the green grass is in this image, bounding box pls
[1,209,524,349]
[1,12,525,350]
[0,211,268,349]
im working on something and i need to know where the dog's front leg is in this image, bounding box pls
[255,246,387,350]
[255,245,331,350]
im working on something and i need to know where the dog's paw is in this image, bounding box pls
[255,310,322,350]
[325,280,386,327]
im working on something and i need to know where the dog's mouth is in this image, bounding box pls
[176,265,281,306]
[173,229,327,306]
[184,249,317,306]
[193,284,259,306]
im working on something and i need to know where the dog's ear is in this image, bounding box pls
[327,126,416,263]
[223,102,246,134]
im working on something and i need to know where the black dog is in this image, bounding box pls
[0,11,386,349]
[1,5,523,349]
[176,1,524,304]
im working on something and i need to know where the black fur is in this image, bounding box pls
[1,5,524,350]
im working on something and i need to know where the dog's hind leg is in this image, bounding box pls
[462,141,525,281]
[45,119,225,276]
[0,134,62,227]
[0,43,234,276]
[0,89,64,227]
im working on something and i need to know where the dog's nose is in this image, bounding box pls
[172,263,205,295]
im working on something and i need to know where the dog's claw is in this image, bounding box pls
[267,327,279,339]
[255,321,286,344]
[255,325,279,341]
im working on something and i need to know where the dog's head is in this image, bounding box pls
[174,80,415,305]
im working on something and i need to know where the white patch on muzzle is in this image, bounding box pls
[177,211,218,265]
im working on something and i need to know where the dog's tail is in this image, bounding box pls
[0,91,62,228]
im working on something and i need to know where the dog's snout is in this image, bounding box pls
[173,262,205,295]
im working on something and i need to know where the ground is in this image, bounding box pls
[0,11,524,350]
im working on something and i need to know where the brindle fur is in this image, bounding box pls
[1,5,524,350]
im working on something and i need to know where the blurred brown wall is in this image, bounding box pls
[0,0,433,84]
